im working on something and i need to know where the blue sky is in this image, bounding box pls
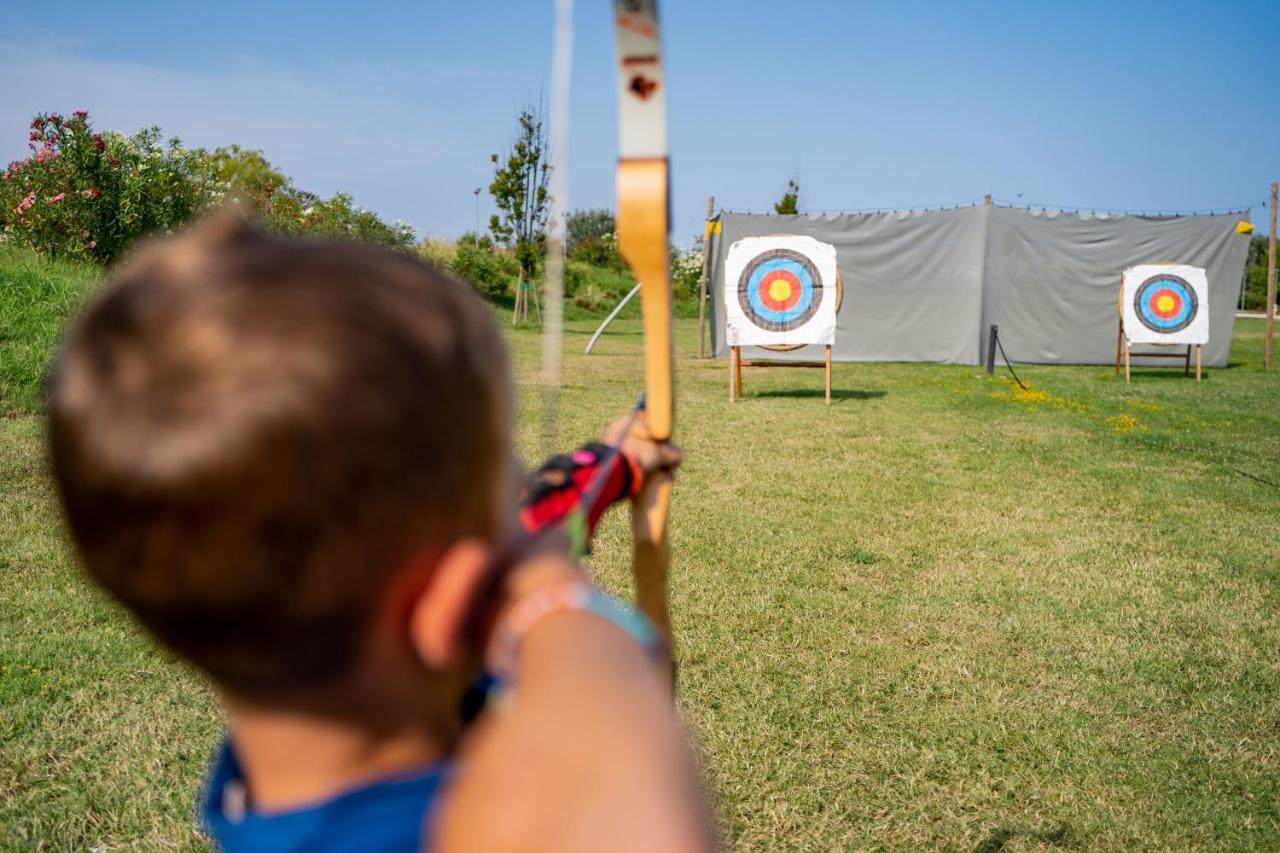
[2,1,1277,242]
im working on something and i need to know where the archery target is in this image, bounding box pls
[725,236,838,347]
[1121,264,1209,345]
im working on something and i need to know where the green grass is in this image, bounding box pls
[0,244,101,416]
[2,252,1278,849]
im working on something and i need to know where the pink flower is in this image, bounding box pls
[50,192,65,203]
[88,241,97,249]
[74,110,88,119]
[82,230,90,238]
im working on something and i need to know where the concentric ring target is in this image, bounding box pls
[736,248,825,333]
[1133,274,1198,334]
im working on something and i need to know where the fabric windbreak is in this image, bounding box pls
[708,207,1250,367]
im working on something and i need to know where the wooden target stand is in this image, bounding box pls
[730,344,832,404]
[1114,272,1202,383]
[729,273,840,405]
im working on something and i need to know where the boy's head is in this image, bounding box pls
[48,214,514,703]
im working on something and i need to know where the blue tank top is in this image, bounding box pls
[201,740,448,852]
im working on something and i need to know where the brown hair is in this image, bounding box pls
[48,214,511,694]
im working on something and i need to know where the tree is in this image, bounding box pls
[774,177,800,215]
[488,105,550,300]
[566,208,614,253]
[1242,233,1276,311]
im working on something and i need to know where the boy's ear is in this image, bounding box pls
[407,538,492,670]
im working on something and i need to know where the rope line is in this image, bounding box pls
[993,329,1028,391]
[717,199,1266,218]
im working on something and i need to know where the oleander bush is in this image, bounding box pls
[0,111,414,265]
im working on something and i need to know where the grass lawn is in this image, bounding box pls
[2,251,1278,848]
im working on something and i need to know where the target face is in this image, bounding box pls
[724,236,839,347]
[1133,274,1198,334]
[738,249,825,332]
[1121,264,1209,346]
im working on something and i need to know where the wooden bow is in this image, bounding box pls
[612,0,675,651]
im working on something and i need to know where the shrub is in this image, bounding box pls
[1,112,212,263]
[671,241,703,303]
[1,112,416,264]
[565,259,635,312]
[416,237,458,270]
[570,232,625,270]
[451,238,520,303]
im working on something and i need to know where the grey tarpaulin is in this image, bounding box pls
[708,207,1251,367]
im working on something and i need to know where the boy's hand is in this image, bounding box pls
[605,412,682,483]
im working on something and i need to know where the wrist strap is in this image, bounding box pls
[486,580,663,683]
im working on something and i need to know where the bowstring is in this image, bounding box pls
[540,0,575,460]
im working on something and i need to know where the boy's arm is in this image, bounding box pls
[434,547,714,853]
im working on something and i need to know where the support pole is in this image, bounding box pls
[986,324,998,375]
[697,196,715,358]
[585,283,642,354]
[1268,181,1277,369]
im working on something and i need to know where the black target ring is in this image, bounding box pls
[736,248,825,333]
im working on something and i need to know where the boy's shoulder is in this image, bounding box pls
[202,741,449,853]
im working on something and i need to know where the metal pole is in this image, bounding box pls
[585,283,642,354]
[986,324,998,375]
[697,196,714,358]
[473,188,481,237]
[1268,181,1277,369]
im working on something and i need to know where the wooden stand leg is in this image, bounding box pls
[1196,344,1202,381]
[1124,340,1131,384]
[1116,319,1123,376]
[825,345,832,405]
[732,343,742,399]
[735,346,743,399]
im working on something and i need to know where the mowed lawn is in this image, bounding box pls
[2,253,1279,848]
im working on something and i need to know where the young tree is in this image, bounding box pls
[489,105,550,320]
[774,176,801,215]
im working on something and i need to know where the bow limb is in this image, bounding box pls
[617,160,673,647]
[613,0,674,654]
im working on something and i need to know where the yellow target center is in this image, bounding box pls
[767,278,793,302]
[1155,294,1176,313]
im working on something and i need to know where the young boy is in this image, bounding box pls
[47,214,713,851]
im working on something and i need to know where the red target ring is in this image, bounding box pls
[756,269,803,312]
[1148,288,1183,319]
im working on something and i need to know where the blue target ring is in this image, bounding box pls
[1134,274,1197,334]
[737,249,824,332]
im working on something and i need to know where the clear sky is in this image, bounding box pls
[2,1,1277,244]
